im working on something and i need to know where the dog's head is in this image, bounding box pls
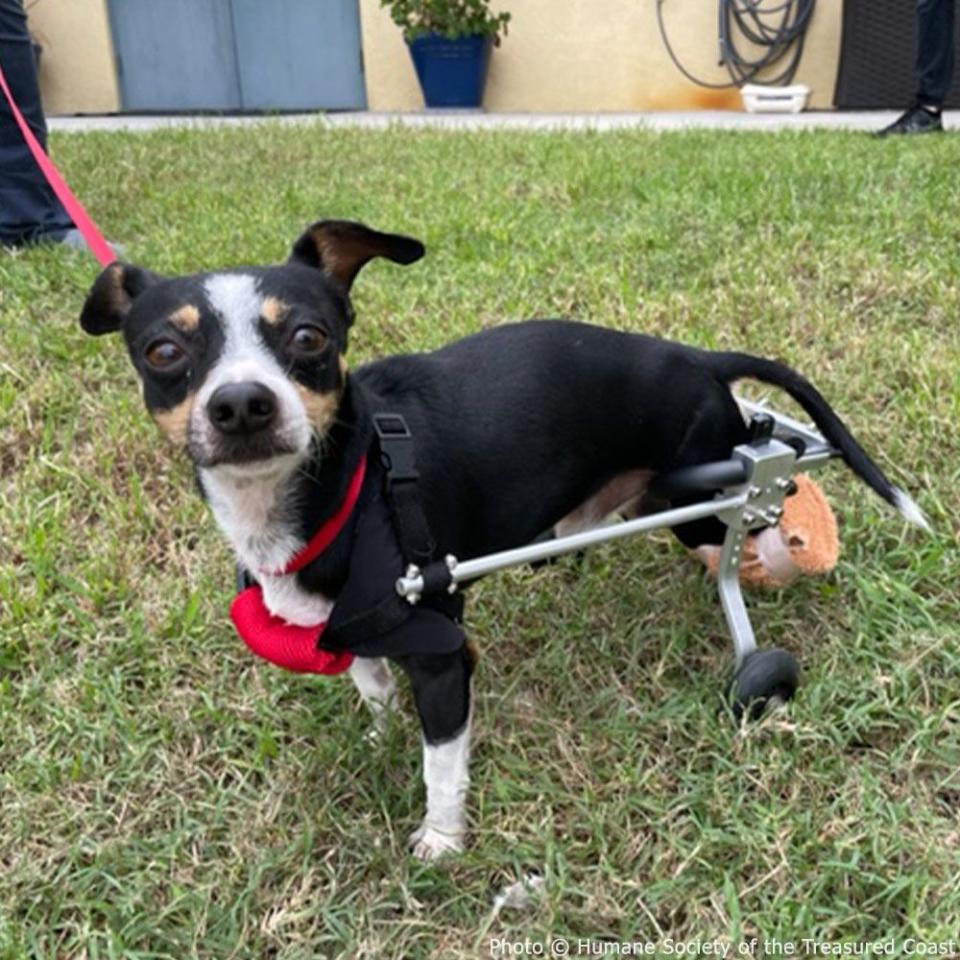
[80,220,423,478]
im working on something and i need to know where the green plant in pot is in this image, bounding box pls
[380,0,510,109]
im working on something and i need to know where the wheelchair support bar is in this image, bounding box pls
[395,490,751,602]
[650,460,749,498]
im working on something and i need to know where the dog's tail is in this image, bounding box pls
[705,351,929,530]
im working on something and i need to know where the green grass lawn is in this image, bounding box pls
[1,124,958,959]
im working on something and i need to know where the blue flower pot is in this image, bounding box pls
[408,33,493,108]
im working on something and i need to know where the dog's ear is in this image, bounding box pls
[80,262,162,336]
[288,220,425,291]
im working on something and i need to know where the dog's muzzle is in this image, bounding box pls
[195,379,301,467]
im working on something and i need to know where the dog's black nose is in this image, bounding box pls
[208,382,277,435]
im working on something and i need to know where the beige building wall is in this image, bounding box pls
[30,0,119,114]
[28,0,840,115]
[360,0,841,112]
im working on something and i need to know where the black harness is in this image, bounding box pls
[237,413,465,661]
[323,412,465,656]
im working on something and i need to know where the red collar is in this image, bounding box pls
[263,454,368,577]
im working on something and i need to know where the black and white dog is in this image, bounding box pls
[79,220,926,860]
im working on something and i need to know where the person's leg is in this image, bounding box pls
[0,0,73,246]
[877,0,955,134]
[916,0,956,109]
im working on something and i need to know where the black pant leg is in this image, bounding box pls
[0,0,72,246]
[917,0,956,106]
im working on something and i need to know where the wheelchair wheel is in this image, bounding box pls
[727,648,800,721]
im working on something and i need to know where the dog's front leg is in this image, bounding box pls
[395,647,473,861]
[348,657,398,739]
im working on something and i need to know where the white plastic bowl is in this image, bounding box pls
[740,83,811,114]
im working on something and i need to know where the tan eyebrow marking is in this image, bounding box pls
[261,296,290,326]
[169,305,200,333]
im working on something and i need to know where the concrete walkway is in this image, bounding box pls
[48,109,958,134]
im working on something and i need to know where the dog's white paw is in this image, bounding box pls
[408,823,465,861]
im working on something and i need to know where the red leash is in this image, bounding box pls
[0,62,115,267]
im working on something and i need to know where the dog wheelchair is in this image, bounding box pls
[395,398,840,719]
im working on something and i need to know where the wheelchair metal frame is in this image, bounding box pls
[395,397,840,671]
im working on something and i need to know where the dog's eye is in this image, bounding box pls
[288,325,328,356]
[144,339,186,371]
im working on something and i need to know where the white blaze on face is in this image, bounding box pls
[193,273,311,461]
[194,273,315,577]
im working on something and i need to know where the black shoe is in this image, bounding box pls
[876,104,943,137]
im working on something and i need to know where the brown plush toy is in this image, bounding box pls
[692,473,839,588]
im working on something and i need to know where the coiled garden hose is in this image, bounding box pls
[655,0,817,89]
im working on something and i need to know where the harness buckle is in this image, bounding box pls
[373,412,419,482]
